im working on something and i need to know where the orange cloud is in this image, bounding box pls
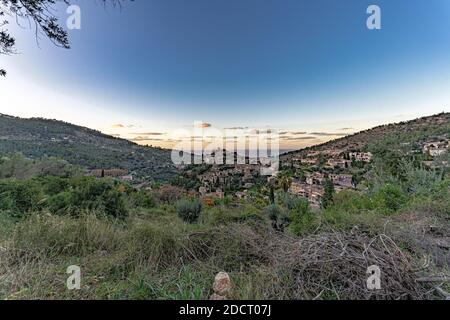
[195,122,212,128]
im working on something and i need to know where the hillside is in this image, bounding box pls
[282,113,450,158]
[0,114,177,182]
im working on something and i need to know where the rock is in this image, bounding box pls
[213,272,232,296]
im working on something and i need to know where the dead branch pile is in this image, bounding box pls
[190,224,433,300]
[267,230,427,300]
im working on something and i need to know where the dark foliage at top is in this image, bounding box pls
[0,0,128,76]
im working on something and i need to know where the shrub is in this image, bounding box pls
[264,204,283,222]
[401,162,443,195]
[0,154,79,180]
[176,199,203,223]
[130,191,156,209]
[103,189,128,218]
[264,204,290,232]
[45,177,129,218]
[331,190,374,213]
[372,183,407,213]
[289,199,315,236]
[0,180,44,218]
[155,185,184,204]
[278,192,308,211]
[38,176,69,196]
[46,191,72,215]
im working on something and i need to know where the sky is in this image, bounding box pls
[1,0,450,150]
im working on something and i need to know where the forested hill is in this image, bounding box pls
[0,114,177,181]
[282,112,450,158]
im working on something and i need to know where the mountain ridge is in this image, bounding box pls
[0,113,177,182]
[282,112,450,158]
[1,112,449,182]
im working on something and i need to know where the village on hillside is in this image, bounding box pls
[177,134,450,208]
[85,128,450,208]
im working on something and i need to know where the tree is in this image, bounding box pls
[0,0,126,76]
[317,154,326,168]
[279,175,292,193]
[322,177,335,209]
[269,185,275,204]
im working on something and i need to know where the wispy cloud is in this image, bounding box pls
[112,124,141,129]
[290,131,308,135]
[130,132,165,136]
[224,126,249,130]
[309,132,348,137]
[282,136,318,141]
[130,136,167,142]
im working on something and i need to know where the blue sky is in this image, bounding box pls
[1,0,450,149]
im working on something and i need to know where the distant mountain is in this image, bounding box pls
[0,114,178,182]
[1,113,448,183]
[282,112,450,158]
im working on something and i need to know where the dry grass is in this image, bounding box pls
[0,209,447,300]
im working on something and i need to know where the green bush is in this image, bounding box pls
[130,191,157,209]
[176,199,203,223]
[263,204,291,232]
[331,190,374,213]
[103,189,128,218]
[372,183,407,213]
[0,180,44,218]
[37,176,69,196]
[0,154,79,180]
[288,198,315,236]
[278,193,296,210]
[44,177,128,218]
[263,204,283,222]
[0,175,163,219]
[46,191,72,214]
[401,162,443,195]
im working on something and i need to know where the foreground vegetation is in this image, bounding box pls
[0,153,449,300]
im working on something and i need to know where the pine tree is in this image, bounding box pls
[322,178,335,209]
[269,186,275,204]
